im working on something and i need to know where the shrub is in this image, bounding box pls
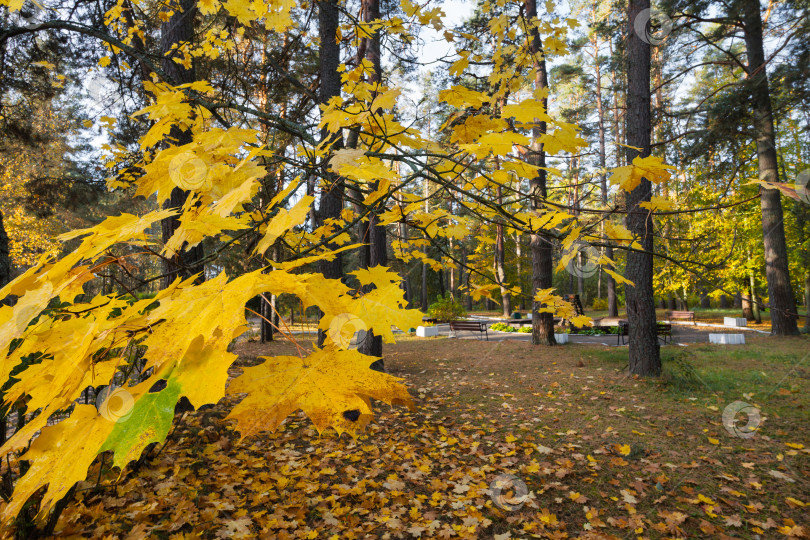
[427,294,467,322]
[517,326,532,333]
[490,322,516,332]
[591,297,608,311]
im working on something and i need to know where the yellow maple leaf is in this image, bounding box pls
[539,122,586,154]
[610,155,675,192]
[226,347,414,438]
[438,85,489,109]
[571,315,593,327]
[501,98,552,124]
[639,195,675,212]
[604,267,634,286]
[604,222,634,244]
[1,405,118,522]
[254,196,314,256]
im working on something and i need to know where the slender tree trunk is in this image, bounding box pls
[749,267,762,324]
[804,271,810,331]
[742,292,754,320]
[0,212,11,293]
[740,0,798,335]
[354,0,387,367]
[624,0,660,375]
[316,0,346,347]
[160,0,204,289]
[261,293,273,342]
[700,290,711,309]
[0,211,13,307]
[437,261,445,298]
[516,232,525,310]
[462,245,472,311]
[421,262,428,311]
[495,186,511,317]
[525,0,555,345]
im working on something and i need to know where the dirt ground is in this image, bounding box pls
[50,334,809,539]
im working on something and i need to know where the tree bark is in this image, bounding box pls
[160,0,204,289]
[421,261,428,311]
[624,0,660,375]
[804,271,810,332]
[0,211,12,305]
[316,0,346,347]
[590,15,618,318]
[742,292,754,320]
[355,0,387,366]
[740,0,798,335]
[748,265,762,324]
[525,0,555,346]
[462,245,472,311]
[495,186,511,317]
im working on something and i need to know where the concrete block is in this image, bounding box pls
[416,325,438,337]
[709,333,745,345]
[724,317,747,327]
[555,333,569,344]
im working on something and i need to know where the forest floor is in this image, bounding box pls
[52,334,809,539]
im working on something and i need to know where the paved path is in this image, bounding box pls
[241,317,760,347]
[438,321,757,346]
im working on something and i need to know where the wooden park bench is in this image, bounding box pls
[617,322,673,345]
[666,310,696,325]
[504,318,532,327]
[657,323,672,344]
[449,320,489,340]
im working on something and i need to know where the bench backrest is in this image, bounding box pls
[667,311,694,317]
[449,321,486,330]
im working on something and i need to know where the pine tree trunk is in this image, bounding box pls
[525,0,555,346]
[0,211,12,304]
[749,267,762,324]
[421,262,428,311]
[591,18,618,318]
[804,271,810,332]
[624,0,660,375]
[160,0,204,289]
[740,0,798,335]
[316,0,346,347]
[742,293,754,320]
[495,186,511,317]
[515,233,525,310]
[363,0,387,367]
[462,246,472,311]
